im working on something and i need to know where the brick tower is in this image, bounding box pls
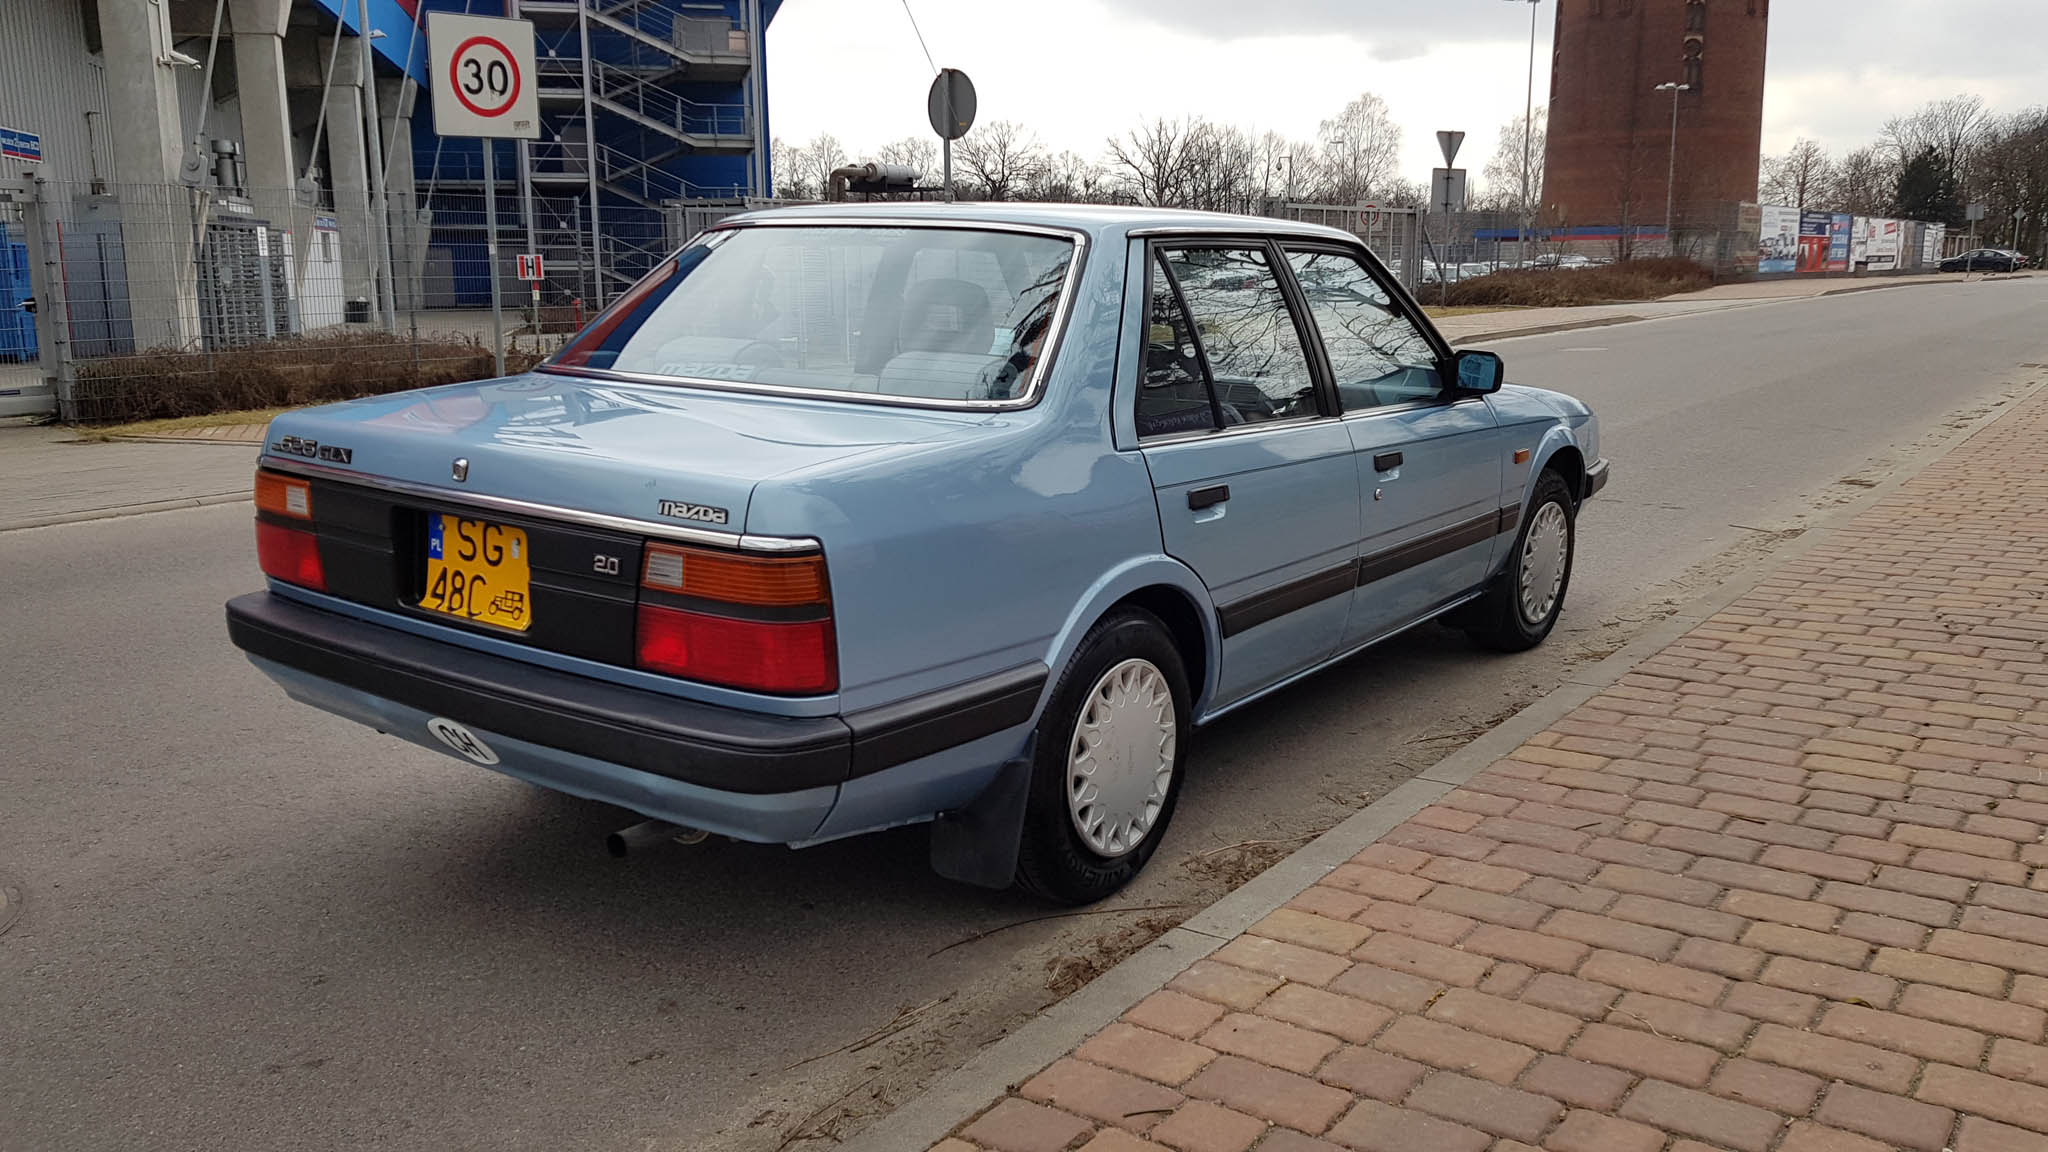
[1541,0,1769,237]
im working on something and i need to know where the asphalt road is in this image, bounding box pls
[4,276,2045,1151]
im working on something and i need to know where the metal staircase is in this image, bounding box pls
[501,0,762,300]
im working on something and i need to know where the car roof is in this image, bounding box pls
[715,200,1363,246]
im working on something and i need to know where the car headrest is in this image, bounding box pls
[900,278,995,355]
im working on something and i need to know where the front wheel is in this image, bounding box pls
[1014,609,1190,905]
[1464,469,1577,652]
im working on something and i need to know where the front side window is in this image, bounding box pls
[1285,249,1443,412]
[1160,246,1319,426]
[549,225,1075,403]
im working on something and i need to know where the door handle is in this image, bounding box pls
[1188,484,1230,510]
[1373,451,1404,473]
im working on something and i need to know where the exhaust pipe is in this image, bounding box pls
[606,819,709,858]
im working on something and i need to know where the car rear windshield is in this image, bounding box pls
[549,224,1077,404]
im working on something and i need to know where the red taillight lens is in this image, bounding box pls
[256,519,326,591]
[635,603,836,695]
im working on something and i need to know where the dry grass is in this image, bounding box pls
[71,330,546,424]
[73,407,292,442]
[1439,258,1716,308]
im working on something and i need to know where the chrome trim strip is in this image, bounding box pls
[1128,223,1355,240]
[539,219,1090,413]
[261,459,822,553]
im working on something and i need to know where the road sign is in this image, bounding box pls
[1360,203,1382,229]
[1967,202,1989,222]
[927,69,977,141]
[1436,130,1466,168]
[428,13,539,140]
[1432,168,1468,213]
[516,254,543,281]
[0,126,42,163]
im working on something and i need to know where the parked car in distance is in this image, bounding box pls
[1941,249,2023,273]
[226,204,1607,903]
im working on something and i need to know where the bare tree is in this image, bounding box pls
[770,137,812,199]
[1315,93,1403,203]
[876,136,938,184]
[1883,95,1988,176]
[1971,106,2048,257]
[790,133,846,201]
[1106,117,1204,207]
[1481,108,1547,217]
[1834,145,1900,217]
[1760,138,1835,209]
[957,120,1046,201]
[1023,150,1108,203]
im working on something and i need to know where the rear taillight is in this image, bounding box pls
[255,470,312,519]
[256,519,326,591]
[254,469,325,591]
[634,542,836,694]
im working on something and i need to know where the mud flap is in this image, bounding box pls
[928,739,1035,889]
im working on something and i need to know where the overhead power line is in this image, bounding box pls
[898,0,938,74]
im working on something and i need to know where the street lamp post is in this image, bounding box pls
[1655,81,1691,256]
[1506,0,1541,263]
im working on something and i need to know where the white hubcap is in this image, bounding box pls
[1519,500,1570,625]
[1067,658,1176,859]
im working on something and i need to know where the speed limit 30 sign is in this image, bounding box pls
[428,12,539,139]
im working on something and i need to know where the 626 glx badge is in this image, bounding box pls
[270,435,353,465]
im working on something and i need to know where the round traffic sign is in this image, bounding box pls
[927,68,977,141]
[449,35,521,119]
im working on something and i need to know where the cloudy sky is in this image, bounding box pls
[764,0,2042,191]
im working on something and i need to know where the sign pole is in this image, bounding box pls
[484,136,504,377]
[942,82,954,203]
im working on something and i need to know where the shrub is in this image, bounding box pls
[71,330,547,424]
[1437,257,1715,308]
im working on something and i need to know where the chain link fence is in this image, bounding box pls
[2,177,717,422]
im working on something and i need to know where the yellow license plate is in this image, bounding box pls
[420,515,531,631]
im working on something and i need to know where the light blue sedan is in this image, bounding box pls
[226,204,1606,903]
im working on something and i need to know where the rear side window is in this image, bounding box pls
[1135,245,1320,439]
[550,225,1076,403]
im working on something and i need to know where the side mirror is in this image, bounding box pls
[1452,349,1504,395]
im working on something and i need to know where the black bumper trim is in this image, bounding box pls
[226,593,1044,795]
[845,663,1047,777]
[1584,458,1611,501]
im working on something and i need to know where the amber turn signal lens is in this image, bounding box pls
[640,543,829,606]
[254,470,313,519]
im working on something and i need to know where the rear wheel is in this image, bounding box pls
[1464,469,1577,652]
[1015,609,1190,905]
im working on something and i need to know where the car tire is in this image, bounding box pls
[1014,608,1190,905]
[1464,469,1577,652]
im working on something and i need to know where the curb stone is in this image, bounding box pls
[0,491,252,533]
[840,369,2048,1152]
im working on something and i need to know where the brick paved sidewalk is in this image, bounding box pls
[932,391,2048,1152]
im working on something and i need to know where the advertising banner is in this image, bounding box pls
[1797,211,1833,272]
[1827,213,1852,271]
[1923,224,1946,266]
[1758,205,1800,273]
[1868,218,1901,271]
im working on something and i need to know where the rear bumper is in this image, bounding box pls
[1583,458,1610,501]
[225,591,1047,842]
[228,591,853,793]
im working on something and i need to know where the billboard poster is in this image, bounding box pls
[1758,205,1801,273]
[1923,224,1946,265]
[1827,213,1852,271]
[1797,210,1834,272]
[1868,218,1901,270]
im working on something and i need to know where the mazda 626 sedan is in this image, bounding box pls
[226,204,1607,904]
